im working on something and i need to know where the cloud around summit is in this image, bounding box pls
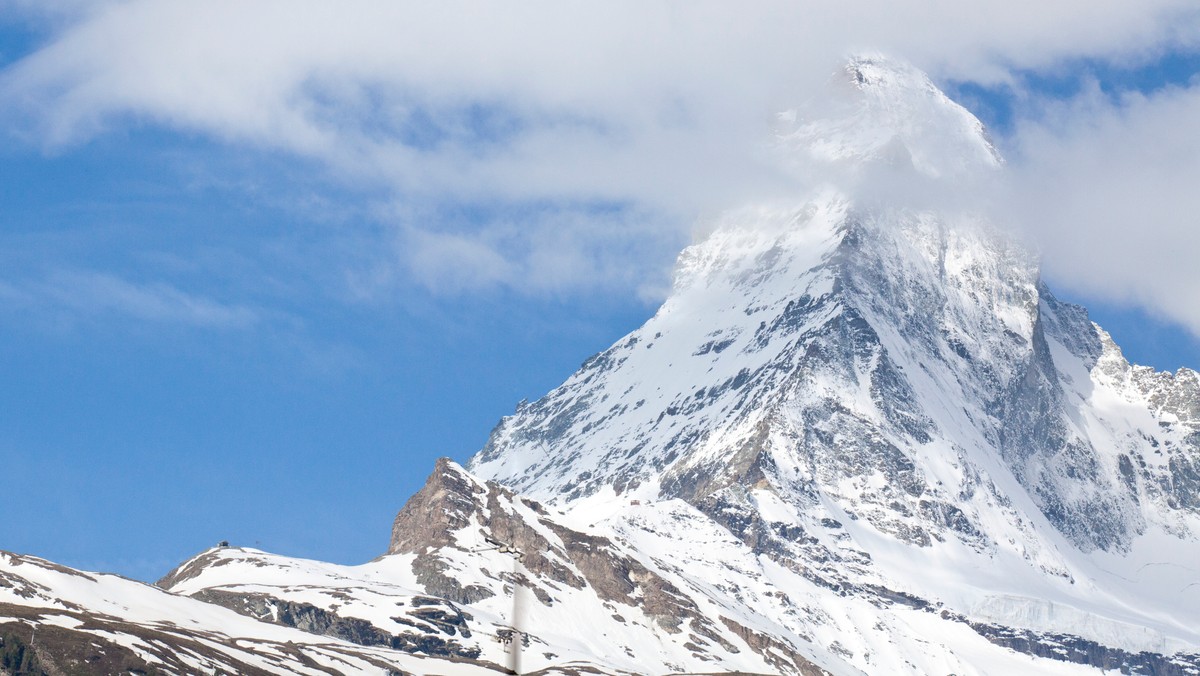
[3,0,1200,330]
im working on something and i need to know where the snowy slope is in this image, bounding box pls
[0,550,500,675]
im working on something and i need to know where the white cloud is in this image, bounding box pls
[2,270,260,329]
[2,0,1200,318]
[1007,81,1200,335]
[387,205,682,298]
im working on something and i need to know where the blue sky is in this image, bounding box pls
[2,2,1200,581]
[0,120,653,577]
[0,147,653,577]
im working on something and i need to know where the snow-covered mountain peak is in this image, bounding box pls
[467,53,1200,566]
[463,52,1200,673]
[774,54,1002,181]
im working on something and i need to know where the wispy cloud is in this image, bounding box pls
[2,270,259,329]
[393,205,682,299]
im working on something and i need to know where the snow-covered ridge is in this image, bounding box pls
[0,550,498,674]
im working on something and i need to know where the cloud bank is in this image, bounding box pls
[1009,82,1200,335]
[3,0,1200,330]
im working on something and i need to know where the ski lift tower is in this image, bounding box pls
[480,536,527,675]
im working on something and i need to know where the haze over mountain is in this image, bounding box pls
[3,55,1199,676]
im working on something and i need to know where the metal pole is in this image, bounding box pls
[510,552,524,675]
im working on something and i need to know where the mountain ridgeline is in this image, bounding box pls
[3,55,1199,675]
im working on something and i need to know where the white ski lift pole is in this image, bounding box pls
[477,535,527,675]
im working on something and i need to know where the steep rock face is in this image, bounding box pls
[1091,332,1200,513]
[389,458,707,629]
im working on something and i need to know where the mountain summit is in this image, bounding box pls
[4,55,1199,675]
[774,54,1002,179]
[466,53,1200,669]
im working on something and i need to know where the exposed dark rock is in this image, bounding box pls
[969,622,1200,676]
[410,555,496,605]
[389,457,486,555]
[189,589,482,660]
[719,616,830,676]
